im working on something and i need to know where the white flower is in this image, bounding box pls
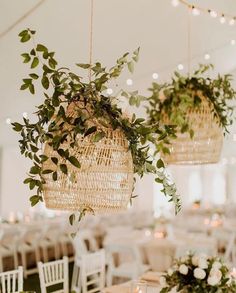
[207,275,220,286]
[192,255,199,266]
[168,268,174,276]
[212,261,222,270]
[179,264,188,275]
[180,256,188,263]
[159,276,166,287]
[198,257,208,269]
[194,268,206,280]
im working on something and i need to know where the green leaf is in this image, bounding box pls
[36,44,48,52]
[48,58,57,69]
[128,61,134,73]
[28,83,35,94]
[12,122,23,132]
[68,156,81,168]
[60,164,68,174]
[20,83,29,90]
[92,131,106,143]
[29,180,36,190]
[69,213,75,225]
[21,34,30,42]
[51,157,58,165]
[156,159,165,169]
[52,171,57,181]
[30,165,40,175]
[84,126,97,136]
[30,195,42,207]
[76,63,91,69]
[21,53,31,63]
[29,73,39,79]
[30,144,38,152]
[18,30,28,37]
[31,57,39,69]
[41,75,49,89]
[42,169,53,174]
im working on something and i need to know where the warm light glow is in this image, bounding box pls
[171,0,179,7]
[204,218,210,225]
[126,79,133,86]
[154,231,165,239]
[8,211,16,223]
[209,10,217,18]
[152,72,159,80]
[106,88,113,95]
[231,268,236,278]
[5,118,11,125]
[231,39,236,46]
[192,7,200,16]
[177,64,184,71]
[229,18,235,26]
[220,16,226,24]
[144,229,152,237]
[204,53,210,60]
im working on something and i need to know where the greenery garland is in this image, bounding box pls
[147,64,236,142]
[12,29,181,224]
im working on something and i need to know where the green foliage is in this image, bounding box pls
[147,64,236,140]
[13,29,181,223]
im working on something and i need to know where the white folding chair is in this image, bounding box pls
[71,231,99,293]
[38,256,69,293]
[223,232,236,265]
[0,266,23,293]
[81,250,105,293]
[106,244,149,286]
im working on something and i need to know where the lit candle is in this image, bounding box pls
[8,211,15,223]
[231,267,236,278]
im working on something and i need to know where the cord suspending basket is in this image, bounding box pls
[161,94,223,165]
[42,101,134,213]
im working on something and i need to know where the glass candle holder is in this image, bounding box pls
[130,280,147,293]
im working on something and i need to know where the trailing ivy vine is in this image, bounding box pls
[13,29,181,225]
[147,64,236,141]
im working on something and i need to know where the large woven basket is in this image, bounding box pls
[42,102,134,213]
[161,94,223,165]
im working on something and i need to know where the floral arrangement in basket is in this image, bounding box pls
[12,29,181,227]
[160,253,236,293]
[146,64,236,164]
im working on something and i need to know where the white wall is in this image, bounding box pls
[0,146,31,218]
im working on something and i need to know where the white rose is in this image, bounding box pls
[192,255,199,266]
[207,276,221,286]
[159,276,167,287]
[209,268,222,281]
[180,256,188,263]
[212,261,222,270]
[168,268,174,276]
[179,264,188,275]
[194,268,206,280]
[198,257,208,269]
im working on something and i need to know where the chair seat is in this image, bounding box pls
[18,243,37,252]
[112,262,149,278]
[0,246,13,256]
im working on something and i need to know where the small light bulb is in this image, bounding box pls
[106,88,113,95]
[229,18,235,26]
[192,7,200,16]
[5,118,11,125]
[152,72,159,80]
[220,15,226,24]
[210,10,217,18]
[231,39,236,45]
[177,64,184,71]
[22,112,28,118]
[204,53,210,60]
[171,0,179,7]
[126,79,133,86]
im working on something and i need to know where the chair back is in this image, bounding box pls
[0,267,23,293]
[38,256,69,293]
[224,232,235,264]
[81,250,105,293]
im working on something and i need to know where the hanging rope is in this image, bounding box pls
[88,0,94,81]
[187,5,192,76]
[0,0,46,39]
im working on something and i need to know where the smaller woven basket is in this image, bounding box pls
[42,101,134,213]
[161,94,223,165]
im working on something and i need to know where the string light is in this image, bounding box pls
[192,7,200,16]
[204,53,210,60]
[106,88,113,95]
[5,118,11,125]
[171,0,179,7]
[152,73,159,80]
[209,10,217,18]
[177,64,184,71]
[231,39,236,46]
[229,18,235,26]
[126,79,133,86]
[220,15,226,24]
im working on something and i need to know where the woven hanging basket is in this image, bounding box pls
[42,101,134,213]
[161,93,223,165]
